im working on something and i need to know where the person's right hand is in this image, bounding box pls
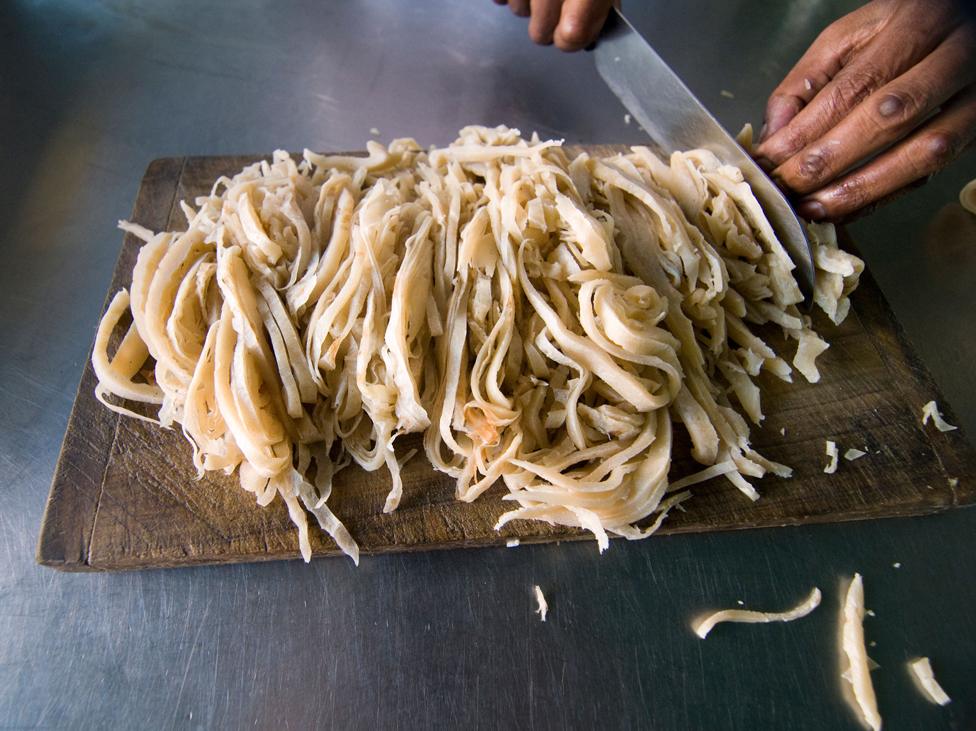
[491,0,615,52]
[754,0,976,222]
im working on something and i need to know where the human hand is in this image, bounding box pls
[754,0,976,222]
[491,0,616,51]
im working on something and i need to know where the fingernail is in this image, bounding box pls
[797,199,826,221]
[758,122,768,143]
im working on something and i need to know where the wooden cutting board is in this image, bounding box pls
[36,149,976,571]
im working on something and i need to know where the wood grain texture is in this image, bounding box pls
[37,149,976,571]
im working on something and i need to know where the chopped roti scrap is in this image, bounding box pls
[533,585,548,622]
[908,657,951,706]
[735,123,754,149]
[91,126,863,562]
[824,440,840,474]
[921,400,957,432]
[667,460,737,492]
[960,178,976,215]
[693,587,821,639]
[841,573,882,731]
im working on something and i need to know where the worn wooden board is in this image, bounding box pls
[37,149,976,571]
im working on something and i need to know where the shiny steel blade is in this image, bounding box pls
[593,8,815,293]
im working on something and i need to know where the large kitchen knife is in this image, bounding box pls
[593,8,815,293]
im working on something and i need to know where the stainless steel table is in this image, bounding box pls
[2,1,973,728]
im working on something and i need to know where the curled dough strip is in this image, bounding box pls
[93,290,164,405]
[693,587,822,638]
[93,126,862,561]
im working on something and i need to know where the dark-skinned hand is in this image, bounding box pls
[496,0,976,222]
[492,0,615,51]
[754,0,976,222]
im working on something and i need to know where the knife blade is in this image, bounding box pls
[593,8,815,293]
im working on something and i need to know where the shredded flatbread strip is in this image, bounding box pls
[693,587,821,639]
[667,460,737,492]
[824,440,839,474]
[533,585,548,622]
[794,329,830,382]
[841,573,882,731]
[921,400,957,432]
[844,448,867,461]
[960,179,976,215]
[735,123,754,149]
[908,657,951,706]
[91,126,863,561]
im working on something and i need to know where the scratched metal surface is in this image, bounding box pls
[2,0,974,728]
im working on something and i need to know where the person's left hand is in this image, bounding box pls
[754,0,976,222]
[491,0,615,51]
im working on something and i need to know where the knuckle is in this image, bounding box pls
[796,148,832,184]
[920,130,959,170]
[834,175,870,212]
[874,88,926,128]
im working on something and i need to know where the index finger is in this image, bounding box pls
[758,26,849,145]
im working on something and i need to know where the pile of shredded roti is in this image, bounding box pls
[92,126,863,563]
